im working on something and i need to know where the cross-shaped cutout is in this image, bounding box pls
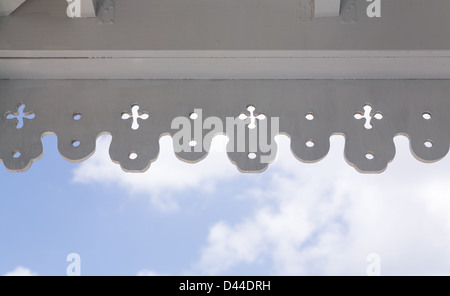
[121,105,149,130]
[354,105,383,130]
[6,104,35,129]
[239,105,266,129]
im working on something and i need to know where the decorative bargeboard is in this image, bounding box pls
[1,79,448,173]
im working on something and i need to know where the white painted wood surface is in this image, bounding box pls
[0,0,26,16]
[0,0,449,79]
[314,0,341,17]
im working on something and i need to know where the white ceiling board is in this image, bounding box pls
[1,0,450,79]
[0,0,449,51]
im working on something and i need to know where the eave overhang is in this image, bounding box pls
[1,0,449,173]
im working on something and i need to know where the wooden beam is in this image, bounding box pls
[67,0,98,18]
[0,0,26,16]
[314,0,341,17]
[79,0,98,18]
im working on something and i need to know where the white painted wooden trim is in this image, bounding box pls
[2,54,450,79]
[1,0,450,79]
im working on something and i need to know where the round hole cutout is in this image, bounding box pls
[423,112,432,120]
[129,152,138,160]
[248,153,257,160]
[305,113,314,121]
[72,140,80,148]
[306,140,315,148]
[73,113,82,121]
[12,151,21,159]
[424,141,433,148]
[365,153,374,160]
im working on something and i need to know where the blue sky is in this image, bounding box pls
[1,134,450,276]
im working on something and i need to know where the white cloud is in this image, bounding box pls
[71,132,450,275]
[4,266,38,276]
[195,135,450,276]
[72,135,238,211]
